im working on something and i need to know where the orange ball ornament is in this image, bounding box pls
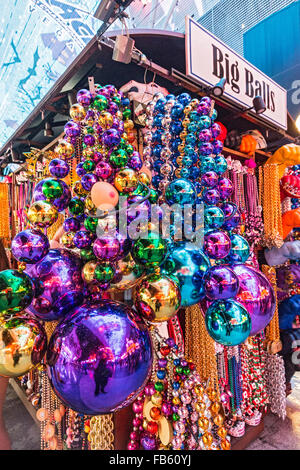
[90,181,119,209]
[147,421,158,435]
[150,406,161,420]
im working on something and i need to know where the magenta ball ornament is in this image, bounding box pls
[93,237,120,261]
[46,300,152,414]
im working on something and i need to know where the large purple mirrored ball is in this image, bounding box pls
[204,265,239,300]
[49,159,70,179]
[26,249,84,321]
[46,300,152,414]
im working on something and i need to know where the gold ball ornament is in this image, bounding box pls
[0,316,47,378]
[82,147,95,159]
[114,168,138,193]
[134,274,181,323]
[110,253,145,291]
[202,431,213,447]
[27,201,58,228]
[61,231,75,248]
[85,196,97,215]
[82,261,97,283]
[55,140,74,158]
[151,392,163,406]
[73,181,88,197]
[70,103,86,121]
[98,111,113,129]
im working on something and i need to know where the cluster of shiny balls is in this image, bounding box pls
[144,91,276,346]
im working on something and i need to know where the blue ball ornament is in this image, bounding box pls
[204,206,225,229]
[165,179,196,206]
[205,299,251,346]
[226,234,250,264]
[162,242,210,307]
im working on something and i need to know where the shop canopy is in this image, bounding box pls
[0,0,219,151]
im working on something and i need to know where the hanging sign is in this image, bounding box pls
[185,16,287,130]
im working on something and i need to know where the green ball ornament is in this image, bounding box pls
[94,263,115,283]
[80,248,96,262]
[113,96,121,106]
[109,149,128,168]
[83,159,95,172]
[131,233,169,269]
[69,197,85,216]
[0,269,34,314]
[93,94,108,111]
[149,189,159,204]
[165,179,196,206]
[84,217,98,233]
[125,144,134,155]
[123,108,131,119]
[42,179,63,200]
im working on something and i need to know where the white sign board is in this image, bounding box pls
[185,16,287,130]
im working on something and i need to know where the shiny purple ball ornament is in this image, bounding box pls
[232,264,276,336]
[81,173,98,191]
[218,177,234,200]
[26,249,84,321]
[199,142,214,156]
[204,230,231,259]
[204,265,239,300]
[76,89,93,107]
[201,171,218,188]
[203,188,221,205]
[46,300,152,414]
[212,139,224,155]
[102,129,121,148]
[211,123,221,138]
[63,217,81,232]
[73,230,93,249]
[49,159,70,179]
[198,129,212,142]
[12,229,49,264]
[83,134,95,147]
[128,151,143,171]
[64,121,81,138]
[76,162,87,177]
[93,237,120,261]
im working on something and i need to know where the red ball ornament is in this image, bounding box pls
[147,421,159,434]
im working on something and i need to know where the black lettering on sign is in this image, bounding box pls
[245,69,254,98]
[212,44,224,79]
[231,61,240,93]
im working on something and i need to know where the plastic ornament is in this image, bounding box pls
[49,159,70,178]
[26,249,84,321]
[93,237,120,261]
[61,231,75,249]
[162,242,210,307]
[214,155,227,175]
[94,263,115,283]
[0,269,34,314]
[93,94,108,111]
[131,234,169,269]
[165,179,196,206]
[47,300,152,415]
[109,149,128,168]
[82,261,98,284]
[102,128,121,147]
[68,197,85,216]
[33,179,71,212]
[64,120,81,138]
[204,206,225,229]
[134,274,181,323]
[203,230,231,260]
[0,316,47,377]
[73,181,88,197]
[73,230,93,249]
[91,181,119,209]
[95,161,113,180]
[110,254,145,291]
[70,103,86,121]
[42,179,63,200]
[81,173,98,191]
[232,264,276,336]
[55,140,74,158]
[12,229,49,264]
[226,234,250,264]
[204,266,239,300]
[218,177,233,200]
[114,168,138,193]
[205,299,251,346]
[27,201,58,228]
[76,89,93,107]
